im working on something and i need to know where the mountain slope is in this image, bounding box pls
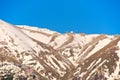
[0,20,120,80]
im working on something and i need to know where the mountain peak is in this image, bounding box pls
[0,20,120,80]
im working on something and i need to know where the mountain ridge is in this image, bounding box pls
[0,20,120,80]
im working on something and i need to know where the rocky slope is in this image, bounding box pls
[0,20,120,80]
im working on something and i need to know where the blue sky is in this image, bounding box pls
[0,0,120,34]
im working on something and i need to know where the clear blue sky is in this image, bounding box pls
[0,0,120,34]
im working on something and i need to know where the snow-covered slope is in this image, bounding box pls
[0,20,120,80]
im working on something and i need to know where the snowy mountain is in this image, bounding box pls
[0,20,120,80]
